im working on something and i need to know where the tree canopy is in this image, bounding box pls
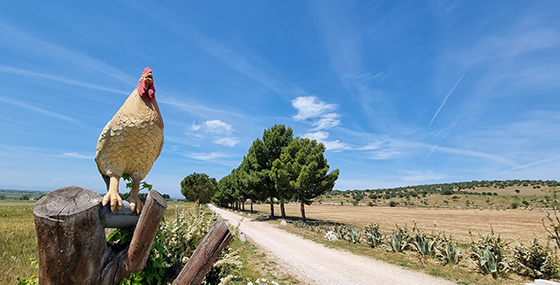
[180,172,217,205]
[212,124,339,222]
[271,137,339,222]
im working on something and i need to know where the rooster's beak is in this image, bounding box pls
[144,73,153,84]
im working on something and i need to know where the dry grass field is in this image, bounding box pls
[0,202,38,285]
[250,203,550,244]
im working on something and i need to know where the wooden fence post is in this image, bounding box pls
[172,217,233,285]
[33,186,166,285]
[33,186,232,285]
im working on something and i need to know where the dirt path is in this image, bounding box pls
[209,205,455,285]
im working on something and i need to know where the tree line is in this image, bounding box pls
[329,179,560,197]
[181,124,340,222]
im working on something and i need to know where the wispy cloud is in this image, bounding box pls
[160,96,254,121]
[189,119,239,147]
[312,112,341,130]
[215,137,240,147]
[184,152,230,161]
[0,65,129,95]
[400,170,447,182]
[0,22,136,84]
[62,152,95,159]
[428,68,468,129]
[132,5,306,99]
[192,120,233,134]
[354,135,519,167]
[303,131,349,151]
[357,138,403,160]
[293,96,347,150]
[292,96,337,120]
[0,94,79,124]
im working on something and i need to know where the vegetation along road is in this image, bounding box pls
[209,204,454,285]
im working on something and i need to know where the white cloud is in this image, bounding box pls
[292,96,337,120]
[191,121,202,131]
[369,150,402,160]
[313,113,341,130]
[62,152,94,159]
[357,138,404,159]
[215,137,240,147]
[205,120,233,134]
[185,152,228,161]
[191,120,233,134]
[303,131,349,151]
[189,120,238,146]
[304,131,329,141]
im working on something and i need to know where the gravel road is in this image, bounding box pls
[209,205,456,285]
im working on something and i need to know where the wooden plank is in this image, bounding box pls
[172,217,233,285]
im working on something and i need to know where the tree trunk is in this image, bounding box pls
[242,200,245,211]
[269,196,275,217]
[300,201,306,223]
[250,201,254,213]
[280,198,286,219]
[33,186,166,285]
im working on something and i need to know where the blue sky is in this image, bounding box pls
[1,1,560,198]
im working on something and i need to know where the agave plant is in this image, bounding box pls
[338,225,348,241]
[512,237,559,279]
[390,231,408,252]
[364,223,383,248]
[470,246,510,279]
[414,234,435,257]
[348,227,361,244]
[439,242,462,265]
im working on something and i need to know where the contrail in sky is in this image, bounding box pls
[428,68,469,128]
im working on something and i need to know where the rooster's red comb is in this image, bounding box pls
[142,67,152,75]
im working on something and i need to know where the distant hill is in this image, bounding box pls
[324,179,559,208]
[333,179,559,193]
[0,189,50,200]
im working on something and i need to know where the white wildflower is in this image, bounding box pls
[324,230,338,241]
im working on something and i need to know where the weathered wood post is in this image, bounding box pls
[172,217,233,285]
[33,186,166,285]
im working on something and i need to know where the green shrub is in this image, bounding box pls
[111,205,241,284]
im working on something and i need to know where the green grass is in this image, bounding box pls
[228,238,300,284]
[0,202,38,285]
[0,201,300,285]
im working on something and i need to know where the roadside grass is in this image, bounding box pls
[229,238,300,284]
[0,202,38,285]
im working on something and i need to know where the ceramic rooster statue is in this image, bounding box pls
[95,67,164,214]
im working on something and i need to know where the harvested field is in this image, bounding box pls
[250,203,550,244]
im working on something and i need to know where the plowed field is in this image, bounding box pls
[250,203,550,244]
